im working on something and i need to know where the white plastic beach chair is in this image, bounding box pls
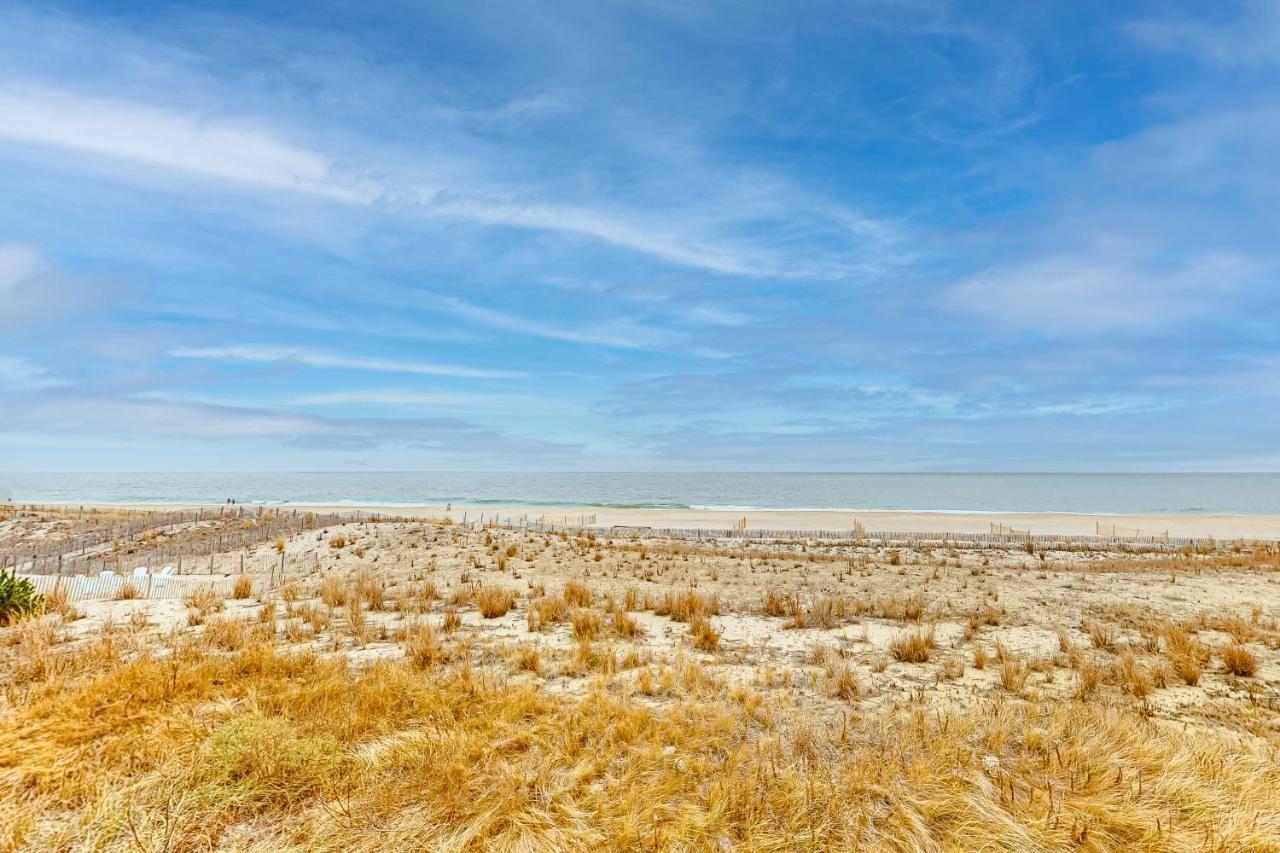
[133,566,149,577]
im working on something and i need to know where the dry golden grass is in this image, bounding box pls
[40,583,68,613]
[571,608,603,642]
[183,585,224,626]
[232,573,254,599]
[657,589,719,623]
[527,594,568,632]
[475,585,516,618]
[3,639,1279,850]
[1221,643,1258,676]
[892,593,926,623]
[400,619,445,668]
[562,579,591,608]
[611,609,642,638]
[318,576,347,609]
[1084,619,1117,652]
[1161,623,1207,686]
[762,588,790,617]
[283,618,314,643]
[1168,650,1202,686]
[999,658,1031,693]
[515,643,542,674]
[354,570,385,611]
[804,594,852,629]
[830,663,860,700]
[1075,660,1103,700]
[1111,651,1154,699]
[689,614,719,652]
[890,626,935,663]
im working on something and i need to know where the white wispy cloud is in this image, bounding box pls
[432,197,764,276]
[0,391,581,456]
[0,243,45,290]
[1128,2,1280,68]
[943,249,1260,334]
[290,389,535,409]
[0,355,66,389]
[424,294,669,349]
[0,73,902,280]
[687,306,753,327]
[0,242,133,333]
[170,345,523,379]
[1023,398,1176,418]
[1091,104,1280,194]
[0,82,373,201]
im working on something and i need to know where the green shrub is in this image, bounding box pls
[0,567,43,626]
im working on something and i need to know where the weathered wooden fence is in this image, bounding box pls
[23,573,237,601]
[510,520,1266,551]
[4,506,420,576]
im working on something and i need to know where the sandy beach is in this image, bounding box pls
[39,502,1280,540]
[4,502,1280,848]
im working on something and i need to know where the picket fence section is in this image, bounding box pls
[23,573,236,602]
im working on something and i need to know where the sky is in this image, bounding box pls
[0,0,1278,472]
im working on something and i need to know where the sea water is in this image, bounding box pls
[1,472,1277,515]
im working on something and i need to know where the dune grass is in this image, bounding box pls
[4,635,1279,851]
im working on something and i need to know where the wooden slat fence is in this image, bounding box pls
[23,573,236,601]
[511,520,1266,551]
[5,506,422,576]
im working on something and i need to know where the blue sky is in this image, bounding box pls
[1,0,1277,472]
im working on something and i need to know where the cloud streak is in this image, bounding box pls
[943,250,1259,334]
[0,243,44,289]
[423,294,670,349]
[170,346,523,380]
[0,83,372,202]
[1128,2,1280,69]
[0,391,577,457]
[0,72,902,280]
[290,389,538,409]
[0,355,64,390]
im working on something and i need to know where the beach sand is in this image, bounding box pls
[46,502,1280,539]
[5,503,1280,847]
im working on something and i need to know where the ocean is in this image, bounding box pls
[1,472,1277,515]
